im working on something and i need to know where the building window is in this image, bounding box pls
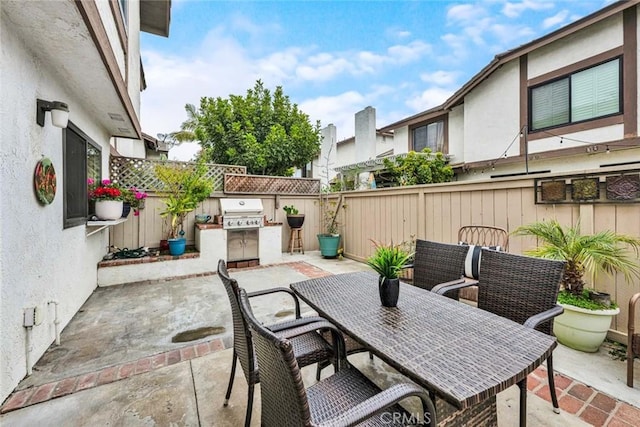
[412,120,444,152]
[63,123,101,228]
[530,58,621,131]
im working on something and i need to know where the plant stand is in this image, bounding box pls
[288,228,304,254]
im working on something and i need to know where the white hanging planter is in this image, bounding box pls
[95,200,123,221]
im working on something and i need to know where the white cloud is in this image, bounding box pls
[502,1,555,18]
[299,91,368,140]
[440,33,469,62]
[420,70,460,87]
[542,10,570,29]
[406,87,454,112]
[387,40,432,64]
[447,4,488,24]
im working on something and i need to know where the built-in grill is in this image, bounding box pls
[219,198,264,263]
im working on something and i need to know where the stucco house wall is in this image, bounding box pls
[463,60,521,163]
[0,0,170,404]
[448,105,464,164]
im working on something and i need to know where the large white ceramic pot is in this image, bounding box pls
[554,303,620,352]
[94,200,124,220]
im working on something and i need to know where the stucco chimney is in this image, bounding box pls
[355,106,376,160]
[318,124,337,186]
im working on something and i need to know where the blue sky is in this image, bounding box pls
[140,0,613,160]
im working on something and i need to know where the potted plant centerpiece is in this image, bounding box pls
[155,160,213,256]
[283,205,305,229]
[367,240,414,307]
[89,179,125,220]
[121,186,148,218]
[514,219,640,352]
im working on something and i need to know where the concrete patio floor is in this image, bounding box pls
[1,252,640,426]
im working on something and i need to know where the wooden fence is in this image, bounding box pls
[110,165,640,338]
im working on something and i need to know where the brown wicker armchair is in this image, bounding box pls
[628,293,640,387]
[457,225,509,302]
[477,250,565,419]
[237,287,437,427]
[217,259,336,427]
[412,239,475,300]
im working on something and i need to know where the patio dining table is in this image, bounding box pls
[290,271,557,427]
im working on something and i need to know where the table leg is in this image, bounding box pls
[518,378,527,427]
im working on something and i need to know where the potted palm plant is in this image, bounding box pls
[514,219,640,352]
[367,240,413,307]
[155,160,213,256]
[283,205,305,229]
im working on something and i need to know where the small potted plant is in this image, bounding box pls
[88,179,124,220]
[121,186,148,217]
[514,219,640,352]
[367,240,414,307]
[283,205,305,229]
[155,160,213,256]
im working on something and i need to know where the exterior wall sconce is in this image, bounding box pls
[37,99,69,128]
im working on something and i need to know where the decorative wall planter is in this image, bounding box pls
[95,200,123,220]
[554,303,620,352]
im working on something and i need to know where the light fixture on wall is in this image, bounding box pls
[36,99,69,128]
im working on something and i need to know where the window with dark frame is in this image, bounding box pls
[530,57,622,132]
[63,123,102,229]
[411,120,445,152]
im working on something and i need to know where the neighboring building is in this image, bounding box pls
[327,1,640,182]
[0,0,171,403]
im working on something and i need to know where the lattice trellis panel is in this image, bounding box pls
[110,157,246,192]
[224,174,321,195]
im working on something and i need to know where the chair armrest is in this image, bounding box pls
[524,304,564,329]
[247,287,301,318]
[268,316,327,333]
[277,320,348,366]
[318,382,437,427]
[401,263,414,270]
[432,277,478,296]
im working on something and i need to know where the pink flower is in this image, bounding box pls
[101,179,111,186]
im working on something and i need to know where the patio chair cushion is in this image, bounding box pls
[458,243,502,279]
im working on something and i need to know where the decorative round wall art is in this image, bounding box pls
[34,157,56,205]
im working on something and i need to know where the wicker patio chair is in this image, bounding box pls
[457,225,509,302]
[477,250,565,417]
[217,259,336,427]
[627,293,640,387]
[412,239,472,300]
[237,287,438,427]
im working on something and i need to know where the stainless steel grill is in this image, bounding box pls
[219,198,264,230]
[219,198,264,263]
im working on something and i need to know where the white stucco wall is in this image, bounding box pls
[317,124,338,186]
[0,17,114,402]
[448,105,464,163]
[464,60,521,162]
[355,106,376,160]
[113,137,146,158]
[336,140,355,168]
[528,14,622,79]
[391,126,410,155]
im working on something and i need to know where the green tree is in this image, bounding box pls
[382,149,453,186]
[181,80,321,176]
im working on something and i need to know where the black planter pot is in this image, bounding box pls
[121,202,131,218]
[286,214,305,229]
[379,276,400,307]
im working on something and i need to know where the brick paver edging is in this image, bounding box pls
[1,338,225,414]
